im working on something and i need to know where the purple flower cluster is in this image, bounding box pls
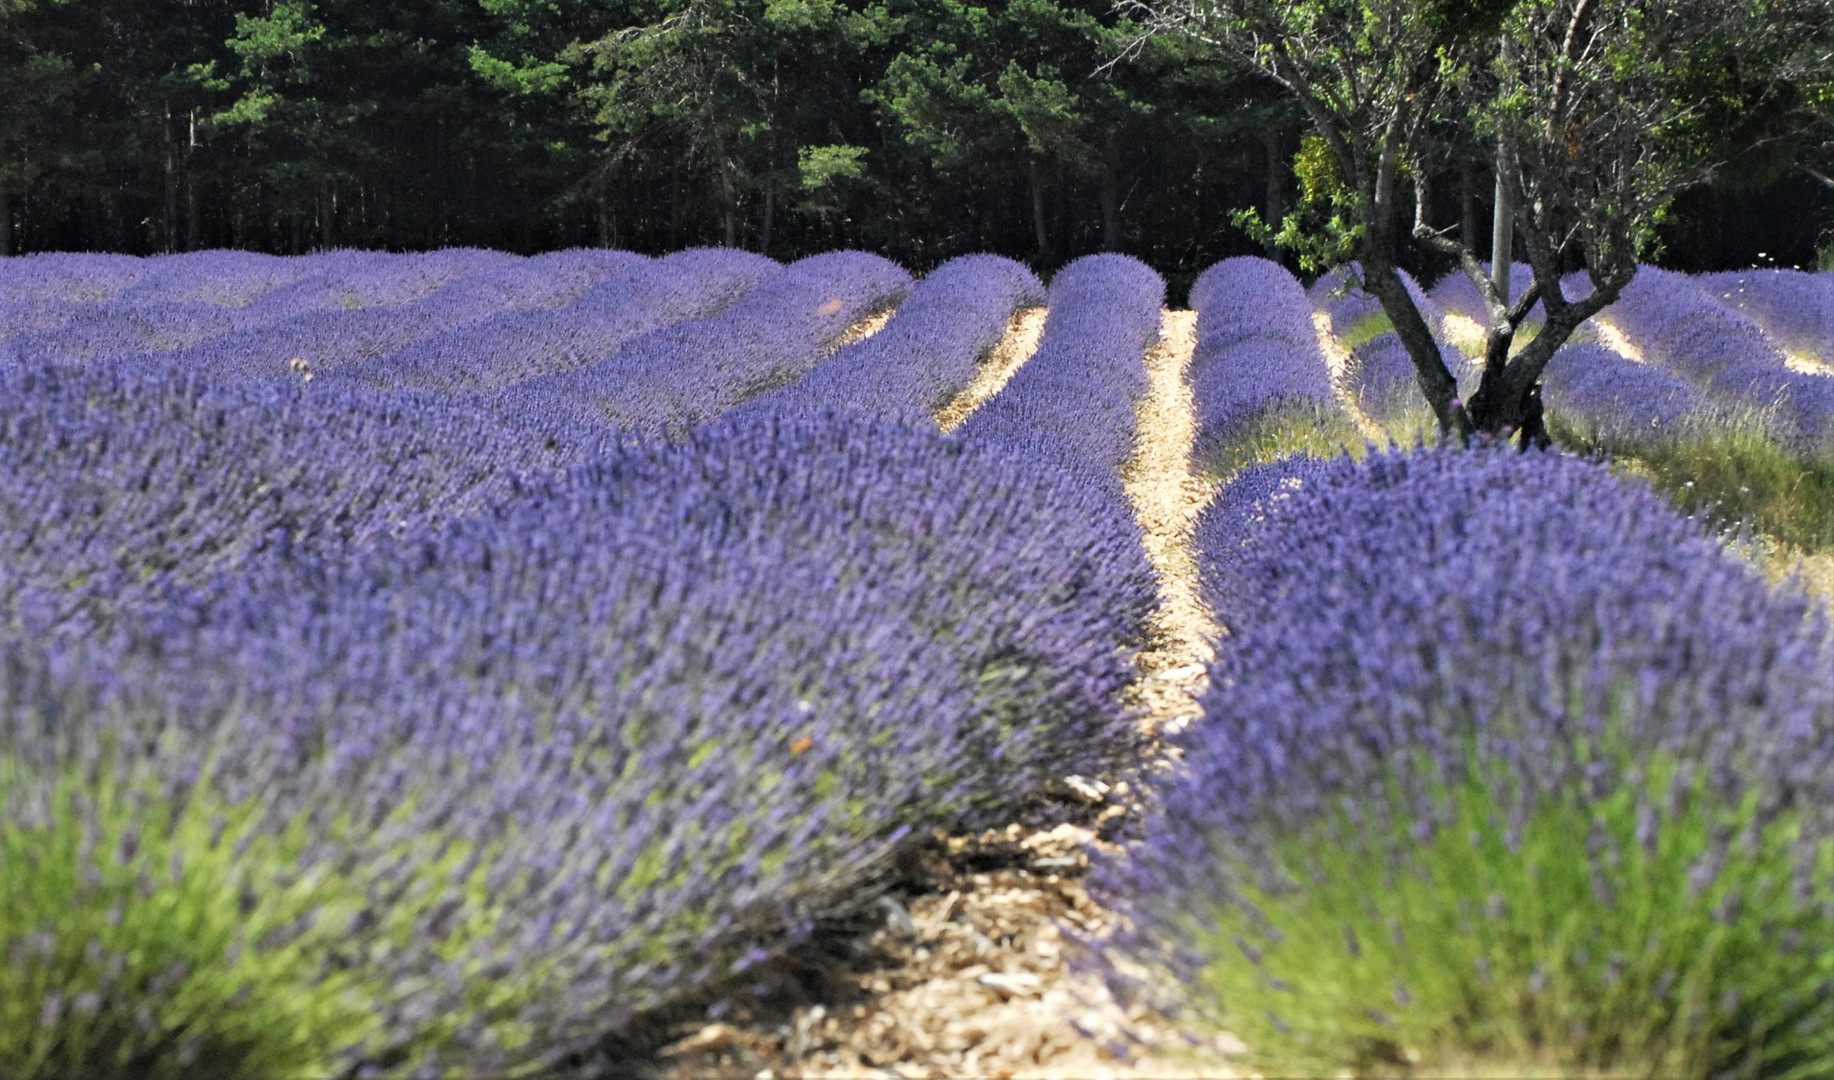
[1,408,1153,1074]
[113,249,323,306]
[496,250,910,438]
[1698,268,1834,362]
[1091,447,1834,1059]
[730,254,1044,425]
[236,247,524,319]
[952,253,1162,489]
[1185,257,1347,471]
[0,252,150,303]
[0,359,609,635]
[1540,342,1702,449]
[2,300,255,367]
[332,247,776,395]
[1603,267,1834,456]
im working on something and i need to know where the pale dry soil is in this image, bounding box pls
[641,311,1244,1080]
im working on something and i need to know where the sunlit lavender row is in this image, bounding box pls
[3,247,1833,1078]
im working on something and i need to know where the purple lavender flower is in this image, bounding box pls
[731,253,1044,425]
[1087,446,1834,1071]
[1697,269,1834,363]
[496,250,910,437]
[332,247,776,395]
[1540,343,1701,450]
[953,253,1162,490]
[0,407,1152,1075]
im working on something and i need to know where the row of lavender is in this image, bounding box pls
[0,249,1164,1076]
[1088,444,1834,1076]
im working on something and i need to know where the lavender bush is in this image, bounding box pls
[1602,267,1834,457]
[0,408,1152,1077]
[730,254,1044,425]
[1540,343,1703,452]
[236,248,521,320]
[114,249,322,307]
[1089,447,1834,1077]
[2,302,257,368]
[1186,256,1358,474]
[496,250,908,437]
[953,253,1161,492]
[0,253,150,303]
[0,360,609,636]
[1698,269,1834,365]
[333,248,777,395]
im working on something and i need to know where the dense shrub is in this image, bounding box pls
[1602,267,1834,457]
[335,248,775,395]
[497,250,909,437]
[953,252,1162,490]
[1090,447,1834,1078]
[0,253,150,303]
[1541,342,1704,453]
[1698,268,1834,364]
[1185,256,1357,474]
[0,409,1152,1077]
[732,253,1043,425]
[0,360,609,635]
[114,249,323,307]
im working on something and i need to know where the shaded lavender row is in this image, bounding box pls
[0,360,610,637]
[952,253,1162,491]
[0,249,646,375]
[112,250,646,384]
[1092,447,1834,1048]
[1540,342,1703,450]
[1185,256,1346,473]
[1602,267,1834,456]
[728,254,1044,426]
[496,250,910,438]
[332,248,774,395]
[1697,268,1834,364]
[1,409,1154,1075]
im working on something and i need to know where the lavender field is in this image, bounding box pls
[3,248,1834,1078]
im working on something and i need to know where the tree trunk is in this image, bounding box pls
[184,109,200,251]
[1029,158,1049,259]
[1459,157,1476,253]
[1100,128,1122,252]
[760,182,775,256]
[1263,126,1283,262]
[319,179,336,250]
[1362,254,1463,437]
[163,101,179,253]
[0,187,12,256]
[1491,145,1512,301]
[714,128,738,248]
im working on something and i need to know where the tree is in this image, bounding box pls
[1127,0,1834,442]
[0,0,86,255]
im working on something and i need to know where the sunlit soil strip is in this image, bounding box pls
[935,306,1048,432]
[1593,318,1647,363]
[1312,310,1391,443]
[1440,311,1488,358]
[1785,351,1834,377]
[822,305,897,357]
[1122,309,1220,737]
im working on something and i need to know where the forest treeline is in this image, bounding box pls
[2,0,1829,281]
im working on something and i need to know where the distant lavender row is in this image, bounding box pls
[1540,342,1704,451]
[1093,447,1834,1072]
[1602,267,1834,456]
[0,249,646,375]
[496,250,910,438]
[953,253,1162,492]
[1,409,1154,1076]
[0,361,610,636]
[1186,256,1349,473]
[331,248,774,394]
[1697,268,1834,364]
[729,254,1044,426]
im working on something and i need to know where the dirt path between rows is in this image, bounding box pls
[644,309,1243,1080]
